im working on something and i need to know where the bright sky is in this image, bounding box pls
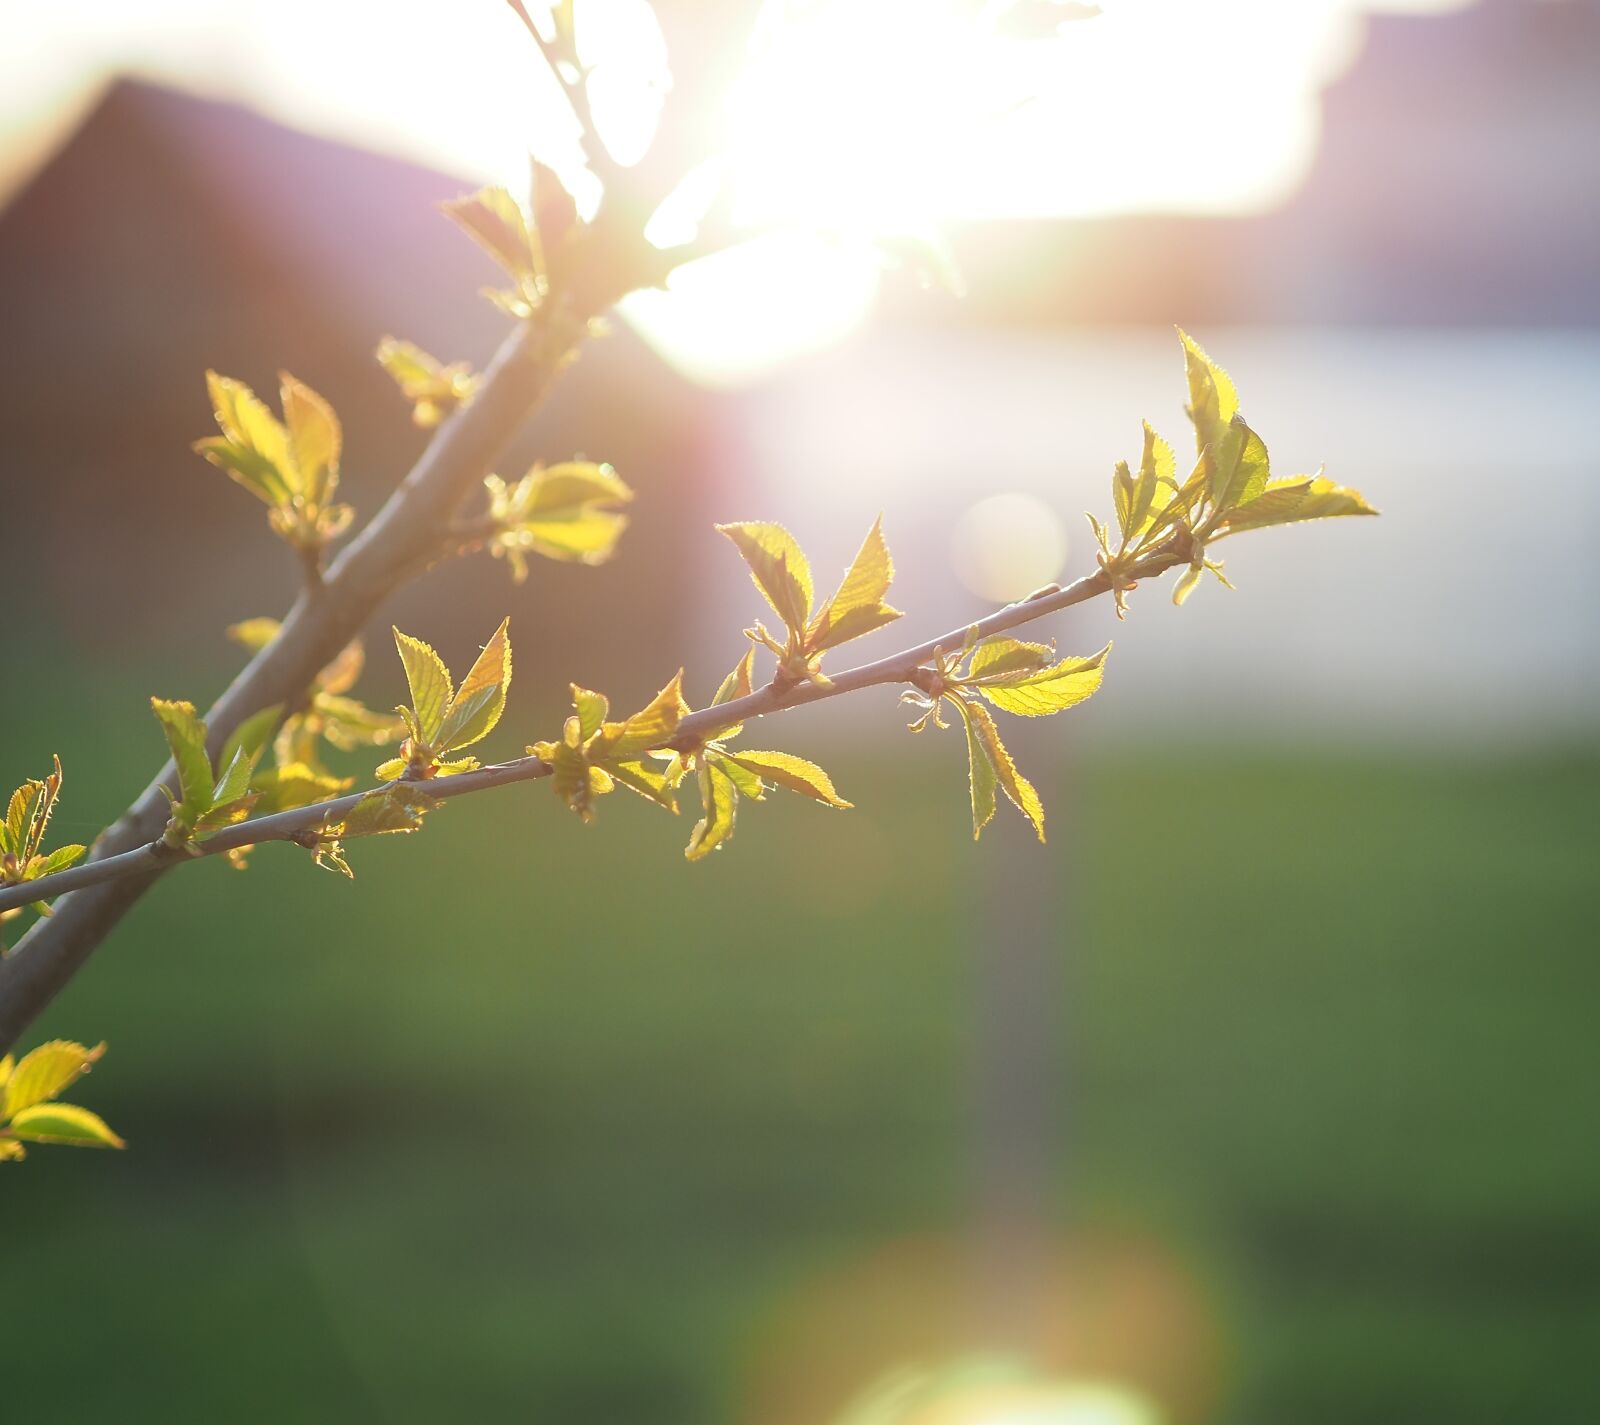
[2,0,1475,381]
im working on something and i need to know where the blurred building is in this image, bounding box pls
[0,79,713,701]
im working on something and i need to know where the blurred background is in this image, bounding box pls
[2,1,1596,1422]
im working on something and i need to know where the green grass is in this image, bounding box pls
[5,703,1596,1424]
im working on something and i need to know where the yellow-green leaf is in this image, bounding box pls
[151,698,214,817]
[7,1102,124,1149]
[279,372,341,507]
[1177,328,1239,459]
[686,761,739,861]
[965,699,1046,841]
[1217,473,1379,534]
[968,636,1053,683]
[442,185,541,285]
[808,516,902,652]
[976,644,1110,718]
[392,629,453,744]
[721,750,852,808]
[1205,414,1271,514]
[593,672,688,759]
[196,371,293,503]
[376,337,478,428]
[956,698,998,840]
[3,1040,104,1118]
[717,522,814,637]
[435,617,511,752]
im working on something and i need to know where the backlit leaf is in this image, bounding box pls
[392,629,453,744]
[280,372,341,507]
[976,644,1110,717]
[7,1103,124,1149]
[1217,473,1379,534]
[721,750,852,808]
[956,698,998,840]
[151,698,214,817]
[968,636,1052,683]
[435,617,512,752]
[808,515,902,652]
[966,699,1046,841]
[686,761,739,861]
[1178,328,1239,458]
[717,522,814,636]
[3,1040,103,1117]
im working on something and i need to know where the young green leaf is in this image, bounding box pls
[393,630,454,746]
[151,698,216,824]
[434,617,512,752]
[961,698,1046,842]
[442,184,546,317]
[719,518,903,685]
[718,750,852,808]
[376,337,479,428]
[530,674,688,822]
[7,1103,125,1149]
[685,760,740,861]
[1216,472,1379,534]
[806,515,904,654]
[974,645,1110,718]
[388,621,513,777]
[717,522,814,637]
[482,462,633,579]
[194,371,352,548]
[2,1040,104,1118]
[1178,327,1239,458]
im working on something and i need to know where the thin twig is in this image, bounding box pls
[0,541,1184,917]
[504,0,624,187]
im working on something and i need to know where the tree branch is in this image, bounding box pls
[0,319,586,1052]
[1,541,1186,920]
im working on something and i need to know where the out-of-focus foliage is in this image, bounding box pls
[481,462,633,578]
[193,371,354,553]
[0,757,86,948]
[442,160,580,320]
[718,516,903,687]
[0,1040,122,1161]
[381,620,513,781]
[376,337,480,429]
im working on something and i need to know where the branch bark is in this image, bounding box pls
[1,542,1187,924]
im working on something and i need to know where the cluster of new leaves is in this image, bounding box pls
[307,785,437,879]
[194,372,352,553]
[481,462,633,578]
[1088,329,1377,615]
[663,650,852,861]
[150,698,275,852]
[719,517,903,688]
[529,674,691,824]
[530,661,849,861]
[383,620,513,780]
[902,635,1109,841]
[227,619,402,822]
[0,1040,123,1162]
[376,338,480,429]
[442,161,580,320]
[0,758,86,949]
